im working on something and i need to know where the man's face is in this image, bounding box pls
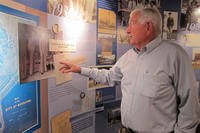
[126,12,148,48]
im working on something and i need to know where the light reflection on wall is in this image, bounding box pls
[63,8,84,42]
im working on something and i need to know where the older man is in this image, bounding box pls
[60,8,200,133]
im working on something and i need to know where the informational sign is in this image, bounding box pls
[49,39,76,52]
[0,5,40,133]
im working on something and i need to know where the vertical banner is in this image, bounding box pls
[0,5,40,133]
[97,0,117,65]
[96,0,118,106]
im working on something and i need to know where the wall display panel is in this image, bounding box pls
[0,5,40,133]
[47,14,97,132]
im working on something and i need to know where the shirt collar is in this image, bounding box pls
[145,35,162,54]
[132,35,162,54]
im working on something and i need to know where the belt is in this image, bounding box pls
[119,127,174,133]
[127,128,136,133]
[119,127,136,133]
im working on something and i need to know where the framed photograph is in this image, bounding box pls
[163,11,178,40]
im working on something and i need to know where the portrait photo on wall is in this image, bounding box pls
[117,0,160,27]
[180,0,200,31]
[18,23,55,83]
[163,11,178,40]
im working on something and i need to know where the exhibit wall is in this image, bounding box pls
[0,0,200,133]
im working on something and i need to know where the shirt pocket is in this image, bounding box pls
[139,73,160,98]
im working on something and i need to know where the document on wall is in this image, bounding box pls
[51,110,72,133]
[53,53,86,85]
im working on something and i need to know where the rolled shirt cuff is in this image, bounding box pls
[80,67,91,76]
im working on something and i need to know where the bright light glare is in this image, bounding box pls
[64,8,84,40]
[194,8,200,17]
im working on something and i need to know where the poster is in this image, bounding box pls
[0,5,40,133]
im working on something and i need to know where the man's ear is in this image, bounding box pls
[145,22,155,35]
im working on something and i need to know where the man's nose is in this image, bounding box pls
[126,26,130,34]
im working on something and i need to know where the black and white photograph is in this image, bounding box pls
[163,11,178,40]
[118,0,160,26]
[181,0,200,30]
[18,23,55,83]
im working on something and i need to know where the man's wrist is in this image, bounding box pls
[76,66,81,73]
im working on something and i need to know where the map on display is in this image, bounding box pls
[0,5,40,133]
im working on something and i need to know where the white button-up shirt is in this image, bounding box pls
[81,36,200,133]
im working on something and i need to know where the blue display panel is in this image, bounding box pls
[14,0,48,12]
[0,5,40,133]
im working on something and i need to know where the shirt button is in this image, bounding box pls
[145,70,149,74]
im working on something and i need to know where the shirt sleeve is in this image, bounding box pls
[174,51,200,133]
[80,62,123,87]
